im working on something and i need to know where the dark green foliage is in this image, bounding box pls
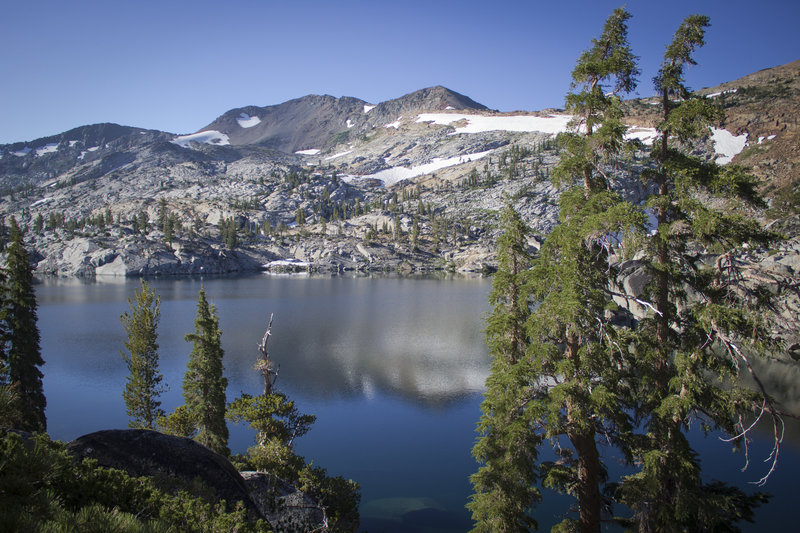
[227,392,360,531]
[219,217,239,250]
[525,190,641,532]
[137,210,149,235]
[2,218,46,432]
[0,379,24,429]
[177,289,229,456]
[227,392,315,473]
[566,7,639,138]
[475,9,640,532]
[617,15,774,530]
[0,431,268,532]
[33,213,43,234]
[469,204,541,532]
[120,280,165,430]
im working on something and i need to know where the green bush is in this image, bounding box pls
[0,431,271,532]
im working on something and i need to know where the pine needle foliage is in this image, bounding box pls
[471,8,644,532]
[2,218,46,432]
[226,318,360,532]
[120,280,165,430]
[469,204,541,532]
[617,15,774,530]
[181,288,229,456]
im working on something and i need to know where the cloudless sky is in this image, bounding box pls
[1,0,798,144]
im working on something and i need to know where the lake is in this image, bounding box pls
[36,274,799,532]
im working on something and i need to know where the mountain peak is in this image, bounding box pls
[193,87,488,154]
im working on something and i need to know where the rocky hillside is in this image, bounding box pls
[0,61,797,282]
[196,86,486,154]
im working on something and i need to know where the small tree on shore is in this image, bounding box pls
[2,218,46,432]
[120,280,164,429]
[226,315,360,531]
[174,288,229,455]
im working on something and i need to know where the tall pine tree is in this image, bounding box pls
[182,288,229,456]
[2,218,46,432]
[120,280,165,429]
[469,204,541,531]
[471,9,642,531]
[617,15,772,530]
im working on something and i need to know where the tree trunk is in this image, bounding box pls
[566,331,602,533]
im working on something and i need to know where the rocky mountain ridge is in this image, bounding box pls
[0,61,797,286]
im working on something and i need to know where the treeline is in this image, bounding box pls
[471,9,783,533]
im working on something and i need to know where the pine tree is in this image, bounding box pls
[182,288,229,456]
[527,10,641,531]
[470,9,642,532]
[469,204,541,531]
[617,15,772,530]
[120,280,165,429]
[2,218,46,432]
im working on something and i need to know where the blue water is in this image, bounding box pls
[36,274,799,531]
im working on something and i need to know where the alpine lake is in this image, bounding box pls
[37,273,800,532]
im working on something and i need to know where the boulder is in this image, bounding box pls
[240,471,325,532]
[67,429,263,521]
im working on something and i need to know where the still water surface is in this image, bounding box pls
[37,274,798,532]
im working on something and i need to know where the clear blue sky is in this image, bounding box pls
[1,0,798,144]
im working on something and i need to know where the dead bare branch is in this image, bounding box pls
[257,313,280,395]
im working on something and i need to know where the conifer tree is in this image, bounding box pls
[470,9,642,532]
[120,280,164,429]
[182,288,229,456]
[469,204,540,532]
[526,9,641,531]
[617,15,772,530]
[2,218,46,432]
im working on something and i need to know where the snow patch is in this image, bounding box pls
[171,130,230,148]
[361,149,495,187]
[30,197,54,208]
[445,106,455,110]
[78,147,99,160]
[625,127,659,145]
[264,259,311,270]
[325,150,353,160]
[710,127,747,165]
[12,147,31,157]
[385,117,403,129]
[363,104,376,113]
[706,89,737,98]
[346,119,354,128]
[416,113,573,135]
[295,149,321,156]
[236,112,261,128]
[35,143,60,156]
[758,134,777,144]
[68,140,79,147]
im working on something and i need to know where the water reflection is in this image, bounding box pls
[37,275,493,436]
[35,274,799,532]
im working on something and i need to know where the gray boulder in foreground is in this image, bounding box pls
[67,429,263,521]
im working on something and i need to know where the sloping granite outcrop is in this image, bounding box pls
[66,429,263,521]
